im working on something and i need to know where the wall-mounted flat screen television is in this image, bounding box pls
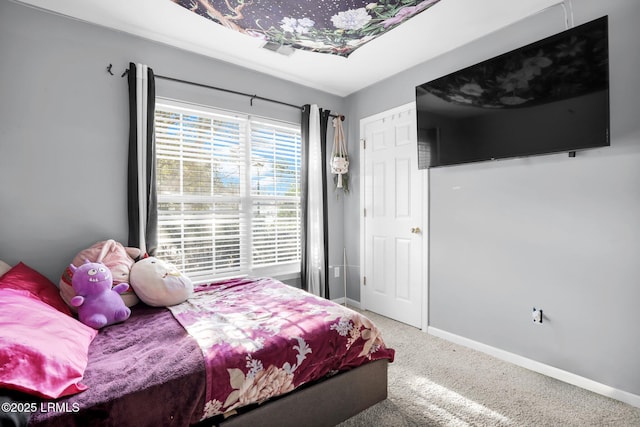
[416,16,609,168]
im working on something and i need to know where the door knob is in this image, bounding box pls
[411,227,421,234]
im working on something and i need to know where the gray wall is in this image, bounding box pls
[344,0,640,396]
[0,0,345,296]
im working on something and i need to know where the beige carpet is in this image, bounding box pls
[338,309,640,427]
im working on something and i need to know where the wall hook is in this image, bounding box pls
[250,95,257,106]
[106,63,114,75]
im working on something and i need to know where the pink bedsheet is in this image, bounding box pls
[169,277,395,421]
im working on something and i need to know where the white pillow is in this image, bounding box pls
[129,257,193,307]
[0,260,11,277]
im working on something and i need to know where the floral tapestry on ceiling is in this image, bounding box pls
[171,0,442,57]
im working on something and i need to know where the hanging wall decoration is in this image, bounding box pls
[331,116,349,193]
[171,0,442,57]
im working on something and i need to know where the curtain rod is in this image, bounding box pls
[155,74,344,120]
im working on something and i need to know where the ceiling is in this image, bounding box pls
[14,0,563,96]
[170,0,443,57]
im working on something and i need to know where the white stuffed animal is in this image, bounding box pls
[129,257,193,307]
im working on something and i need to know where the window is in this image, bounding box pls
[154,100,302,282]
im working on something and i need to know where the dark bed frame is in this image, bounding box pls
[4,356,387,427]
[201,359,388,427]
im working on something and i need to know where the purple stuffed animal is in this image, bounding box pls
[69,260,131,329]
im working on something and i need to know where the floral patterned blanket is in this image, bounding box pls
[168,277,395,420]
[172,0,441,57]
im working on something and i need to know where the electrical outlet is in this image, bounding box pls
[334,267,340,278]
[532,307,543,324]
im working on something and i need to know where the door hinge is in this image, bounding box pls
[363,276,367,286]
[363,208,366,217]
[362,138,366,149]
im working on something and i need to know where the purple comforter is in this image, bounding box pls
[29,304,206,426]
[28,277,394,426]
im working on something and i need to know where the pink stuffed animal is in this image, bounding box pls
[70,260,131,329]
[60,239,141,310]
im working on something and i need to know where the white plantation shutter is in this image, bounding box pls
[154,101,301,282]
[250,119,301,267]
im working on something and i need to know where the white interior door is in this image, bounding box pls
[361,103,425,329]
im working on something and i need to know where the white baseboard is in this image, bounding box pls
[347,297,361,309]
[428,327,640,409]
[331,297,362,309]
[331,297,345,305]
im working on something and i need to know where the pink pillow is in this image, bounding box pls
[0,262,72,316]
[0,288,98,399]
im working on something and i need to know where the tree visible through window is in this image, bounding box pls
[154,101,301,282]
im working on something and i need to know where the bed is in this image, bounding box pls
[0,264,394,427]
